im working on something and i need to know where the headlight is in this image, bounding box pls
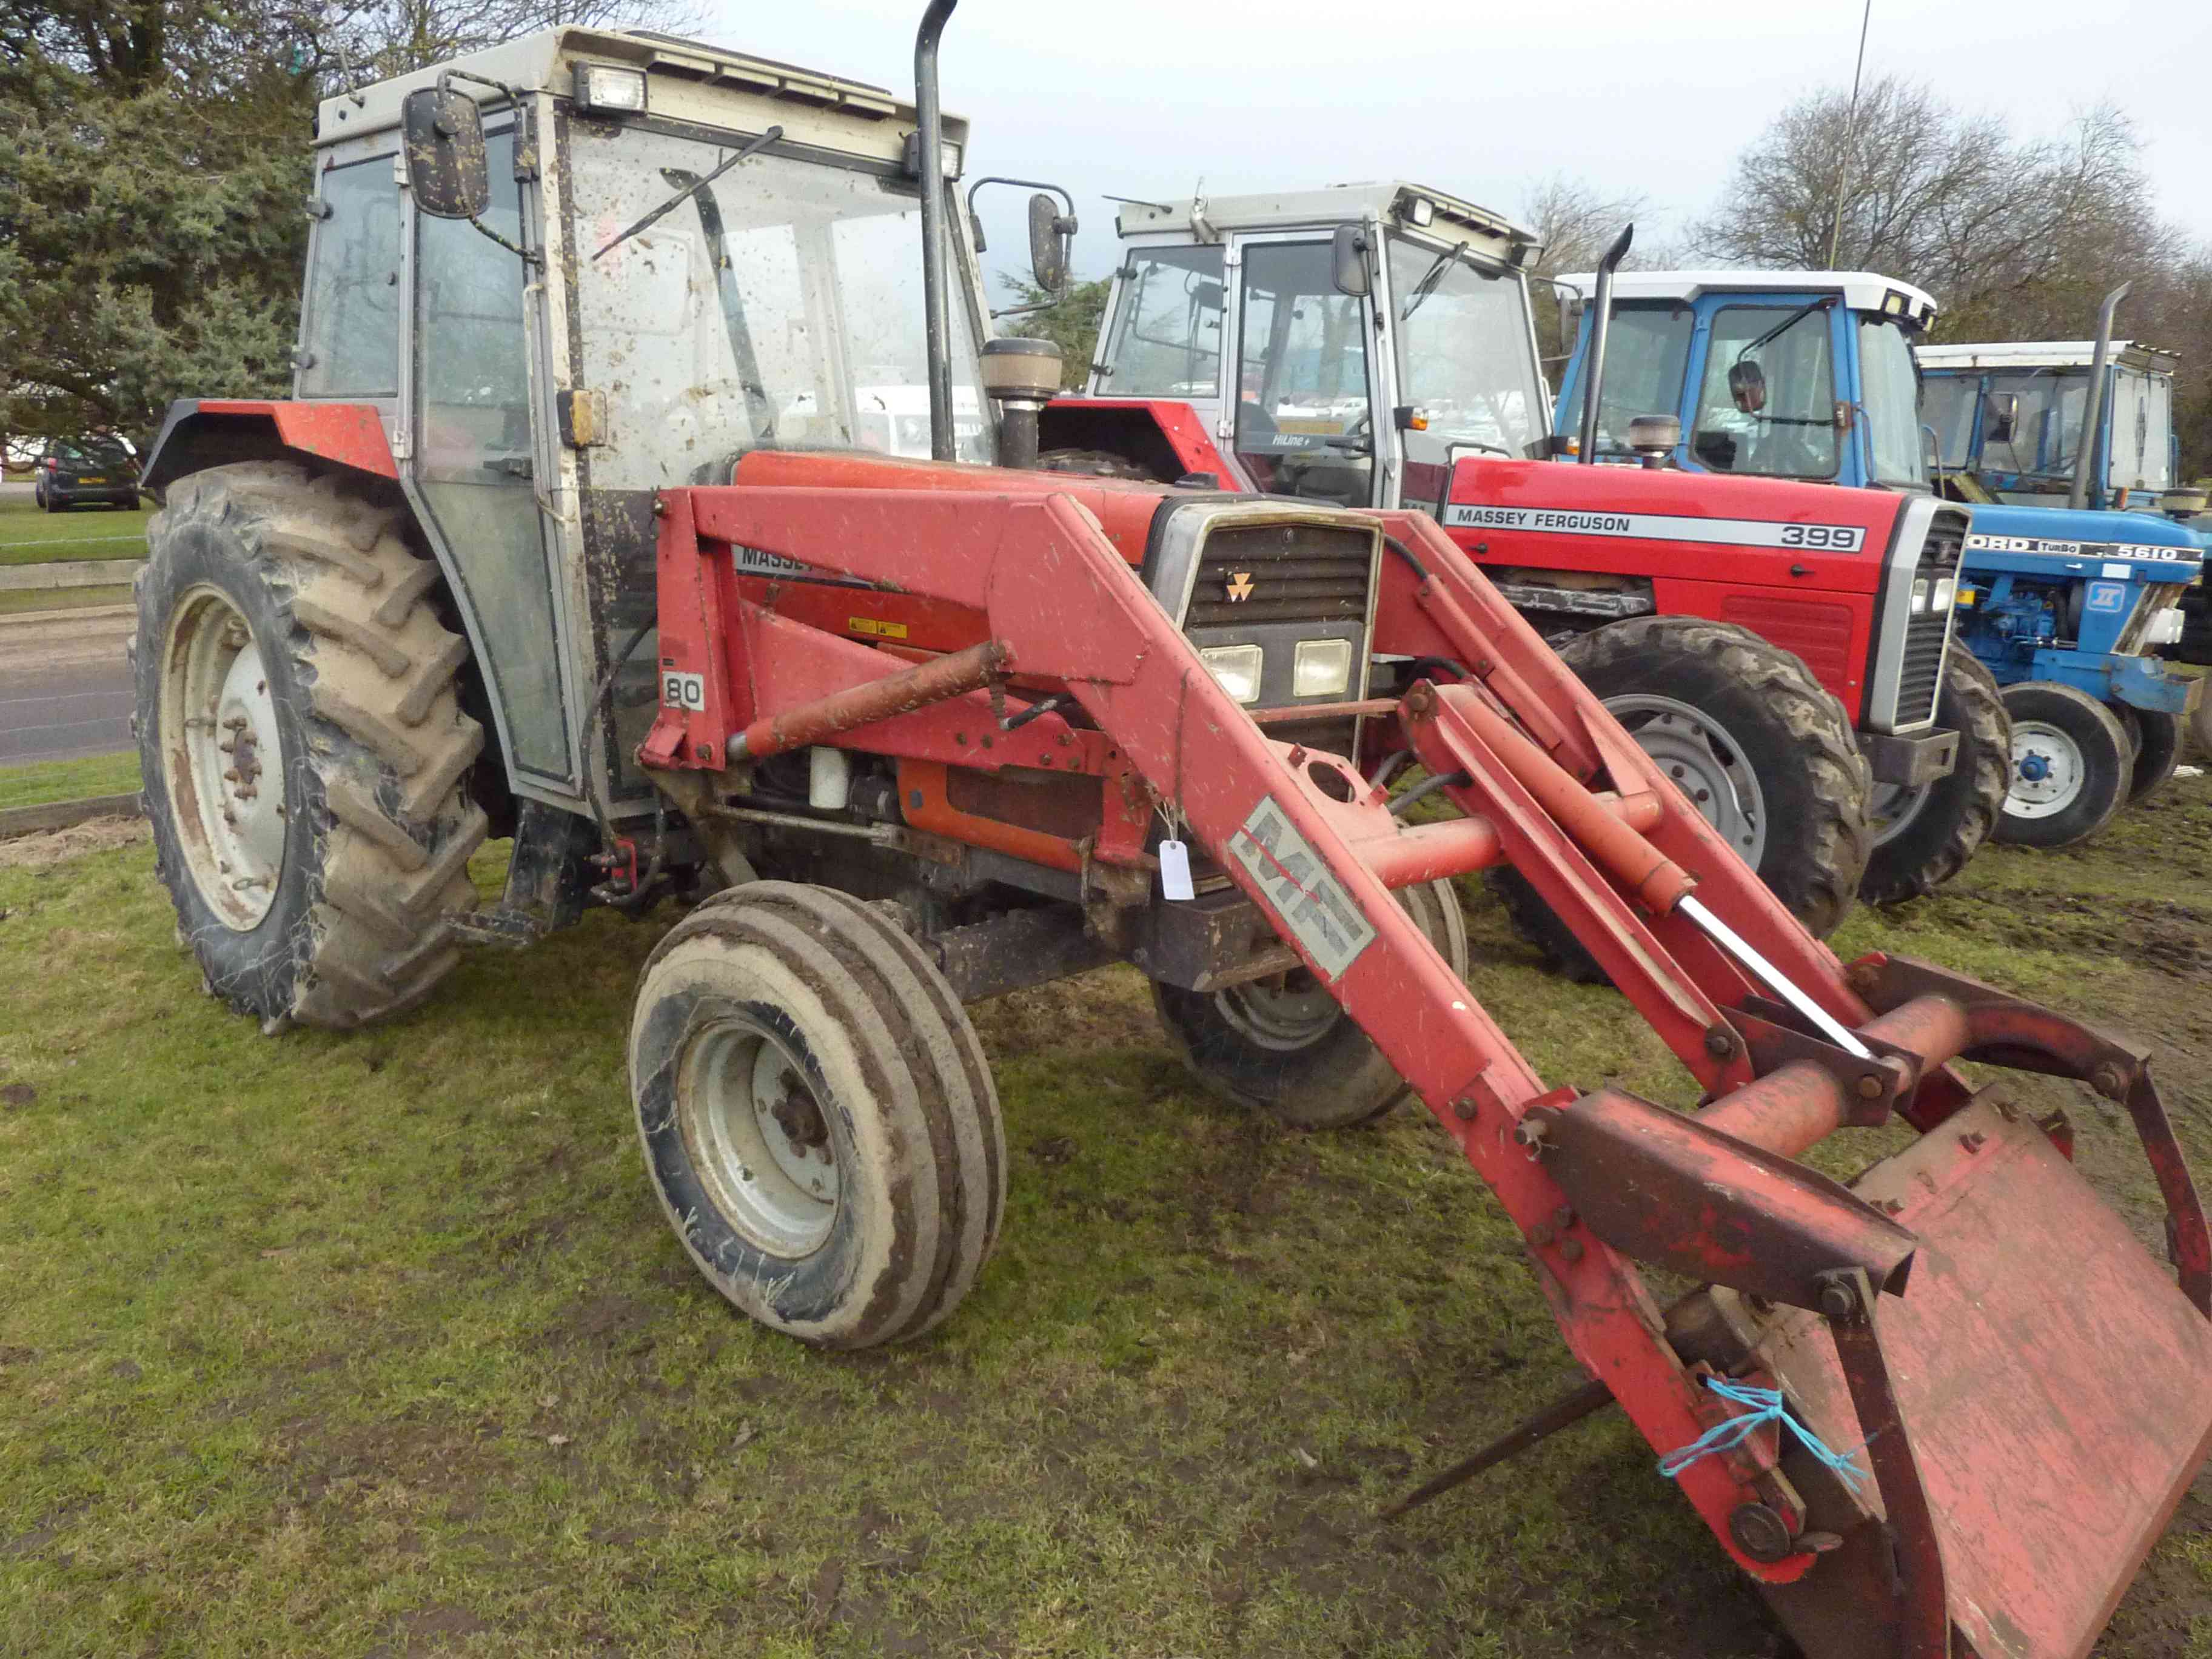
[1931,577,1957,611]
[1200,644,1263,704]
[574,63,648,113]
[1293,638,1353,698]
[1910,578,1931,614]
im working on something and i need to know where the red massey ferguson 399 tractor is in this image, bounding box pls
[132,12,2212,1656]
[1040,190,1993,952]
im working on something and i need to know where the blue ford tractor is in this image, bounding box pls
[1552,267,2204,851]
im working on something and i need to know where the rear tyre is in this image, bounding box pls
[2111,704,2182,803]
[1992,681,2130,848]
[1151,877,1467,1130]
[629,882,1004,1349]
[133,462,486,1029]
[1496,618,1869,978]
[1861,652,2009,903]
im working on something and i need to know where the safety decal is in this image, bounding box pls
[1444,503,1866,553]
[849,616,909,640]
[1227,797,1376,980]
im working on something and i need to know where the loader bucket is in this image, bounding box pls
[1737,1087,2212,1659]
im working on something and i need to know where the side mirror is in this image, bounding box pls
[401,87,490,221]
[1027,192,1071,295]
[1728,360,1768,415]
[1331,223,1372,297]
[1983,390,2018,445]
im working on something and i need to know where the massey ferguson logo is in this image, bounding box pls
[1225,570,1255,602]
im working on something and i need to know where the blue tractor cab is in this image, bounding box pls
[1552,267,2204,849]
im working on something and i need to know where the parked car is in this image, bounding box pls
[35,434,141,511]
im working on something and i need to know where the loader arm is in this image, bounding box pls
[646,478,2212,1659]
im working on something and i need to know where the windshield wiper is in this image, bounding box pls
[1401,246,1468,321]
[592,126,782,261]
[1735,297,1832,363]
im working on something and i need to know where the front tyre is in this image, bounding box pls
[1151,877,1467,1130]
[1992,681,2129,848]
[629,883,1005,1349]
[2110,703,2182,803]
[133,463,486,1030]
[1861,652,2009,903]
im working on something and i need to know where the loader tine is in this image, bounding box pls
[1378,1376,1615,1522]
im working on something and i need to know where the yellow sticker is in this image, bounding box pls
[849,616,908,640]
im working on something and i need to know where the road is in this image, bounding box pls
[0,607,135,765]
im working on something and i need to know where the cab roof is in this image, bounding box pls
[315,25,960,157]
[1552,269,1939,327]
[1916,340,2179,376]
[1113,183,1537,267]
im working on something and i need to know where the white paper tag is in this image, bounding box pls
[1159,839,1195,902]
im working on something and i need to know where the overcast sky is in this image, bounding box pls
[706,0,2210,297]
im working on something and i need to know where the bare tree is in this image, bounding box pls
[1518,174,1651,280]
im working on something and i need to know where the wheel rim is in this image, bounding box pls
[675,1015,839,1258]
[1604,694,1768,864]
[1868,779,1934,848]
[2008,720,2085,819]
[1213,971,1342,1051]
[159,586,287,930]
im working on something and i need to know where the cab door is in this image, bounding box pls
[404,112,578,794]
[1225,230,1385,506]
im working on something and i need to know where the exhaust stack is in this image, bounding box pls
[914,0,958,462]
[2069,280,2131,511]
[1576,223,1634,466]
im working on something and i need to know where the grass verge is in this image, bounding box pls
[0,751,142,811]
[2,788,2211,1657]
[0,494,150,566]
[0,583,135,615]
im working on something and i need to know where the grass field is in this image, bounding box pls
[0,751,141,811]
[0,493,150,567]
[3,786,2211,1657]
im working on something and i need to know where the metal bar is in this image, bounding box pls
[1250,698,1398,725]
[1680,896,1872,1061]
[1379,1376,1615,1521]
[1358,791,1666,891]
[725,638,1009,763]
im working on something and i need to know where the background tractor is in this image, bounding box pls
[1047,188,1977,950]
[126,10,2212,1655]
[1554,268,2205,848]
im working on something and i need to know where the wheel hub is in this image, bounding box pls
[161,589,288,930]
[677,1018,839,1258]
[1603,694,1767,863]
[1215,970,1342,1052]
[2008,722,2083,817]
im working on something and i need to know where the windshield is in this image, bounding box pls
[1387,236,1544,471]
[1689,304,1838,479]
[1976,370,2087,481]
[1558,303,1692,458]
[1098,246,1224,397]
[569,123,992,487]
[1858,317,1926,487]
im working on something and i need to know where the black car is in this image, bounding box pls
[36,435,141,511]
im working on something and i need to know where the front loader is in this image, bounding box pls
[129,10,2212,1655]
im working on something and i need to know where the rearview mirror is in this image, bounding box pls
[1027,192,1070,295]
[1983,390,2019,445]
[401,87,490,221]
[1728,360,1768,415]
[1331,223,1371,297]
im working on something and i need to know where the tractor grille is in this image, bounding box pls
[1895,508,1966,728]
[1184,521,1375,629]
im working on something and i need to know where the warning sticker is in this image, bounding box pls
[1227,797,1376,981]
[849,616,909,640]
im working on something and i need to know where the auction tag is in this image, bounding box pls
[1159,839,1195,901]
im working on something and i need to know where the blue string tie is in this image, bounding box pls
[1657,1375,1869,1496]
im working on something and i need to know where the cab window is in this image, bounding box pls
[299,155,403,399]
[1098,246,1224,397]
[1233,240,1373,505]
[1692,305,1838,478]
[1559,303,1691,459]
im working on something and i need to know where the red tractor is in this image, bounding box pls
[129,12,2209,1655]
[1045,192,1982,951]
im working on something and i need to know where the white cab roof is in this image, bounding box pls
[1916,340,2179,375]
[1114,182,1535,266]
[1552,269,1938,321]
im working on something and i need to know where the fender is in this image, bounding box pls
[1036,397,1247,488]
[141,399,398,492]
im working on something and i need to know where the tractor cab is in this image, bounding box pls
[1550,269,1938,491]
[1059,183,1550,508]
[1918,338,2188,512]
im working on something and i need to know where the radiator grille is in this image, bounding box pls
[1184,521,1374,629]
[1895,508,1966,728]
